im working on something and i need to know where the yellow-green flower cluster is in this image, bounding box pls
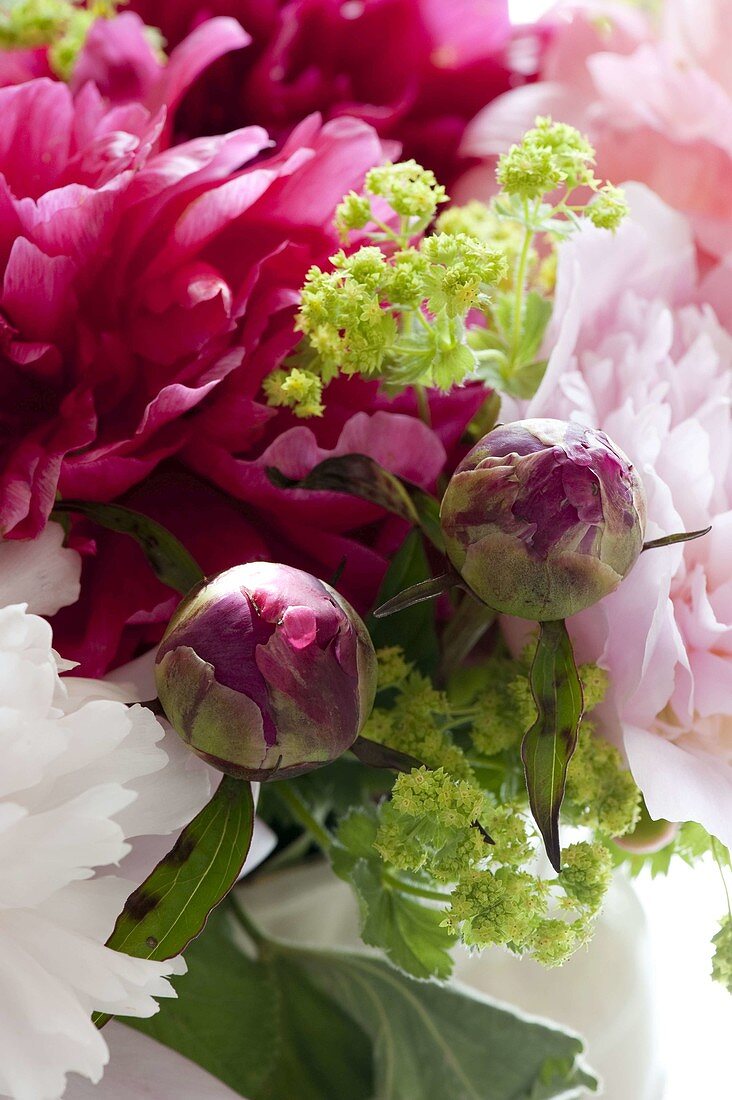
[362,651,475,782]
[497,117,595,201]
[587,183,630,230]
[262,367,325,419]
[371,758,615,966]
[443,838,611,965]
[336,160,447,241]
[375,767,487,883]
[0,0,129,79]
[564,725,641,837]
[468,657,535,756]
[496,117,626,231]
[266,160,508,409]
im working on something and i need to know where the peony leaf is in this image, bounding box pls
[94,777,254,1027]
[53,500,203,596]
[130,904,597,1099]
[642,525,711,551]
[350,735,425,773]
[521,620,584,873]
[267,454,444,550]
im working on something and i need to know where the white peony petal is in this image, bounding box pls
[0,524,81,617]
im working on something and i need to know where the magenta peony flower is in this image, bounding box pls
[50,393,483,677]
[459,0,732,266]
[127,0,545,183]
[501,185,732,851]
[0,73,389,540]
[155,561,377,779]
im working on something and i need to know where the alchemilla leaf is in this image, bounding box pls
[130,904,598,1100]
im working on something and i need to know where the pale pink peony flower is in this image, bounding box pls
[504,185,732,850]
[459,0,732,266]
[0,71,390,540]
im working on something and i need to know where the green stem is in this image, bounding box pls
[510,211,534,361]
[415,384,431,426]
[439,593,496,681]
[227,893,267,950]
[275,782,332,851]
[381,871,451,903]
[711,837,732,919]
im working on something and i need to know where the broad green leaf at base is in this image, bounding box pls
[129,904,597,1100]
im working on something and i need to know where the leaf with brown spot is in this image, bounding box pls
[94,776,254,1027]
[521,620,584,873]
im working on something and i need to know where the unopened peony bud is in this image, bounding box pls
[155,563,377,780]
[440,419,647,621]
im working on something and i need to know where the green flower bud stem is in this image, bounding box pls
[275,782,333,852]
[439,594,496,681]
[510,203,536,362]
[415,384,431,427]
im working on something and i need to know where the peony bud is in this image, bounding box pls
[155,562,377,780]
[440,418,647,621]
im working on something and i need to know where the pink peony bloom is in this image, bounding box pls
[504,185,732,850]
[459,0,732,266]
[126,0,545,183]
[0,73,391,540]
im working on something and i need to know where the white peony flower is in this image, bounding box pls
[0,600,213,1100]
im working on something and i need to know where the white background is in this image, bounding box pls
[636,861,732,1098]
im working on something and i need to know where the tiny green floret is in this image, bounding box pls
[446,867,547,948]
[560,841,613,911]
[587,183,629,231]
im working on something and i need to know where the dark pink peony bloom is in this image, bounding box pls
[126,0,544,183]
[155,561,377,780]
[0,71,391,539]
[51,387,485,677]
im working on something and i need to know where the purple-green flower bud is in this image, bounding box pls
[155,562,377,780]
[440,418,647,621]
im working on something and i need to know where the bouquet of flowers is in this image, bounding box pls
[0,1,730,1098]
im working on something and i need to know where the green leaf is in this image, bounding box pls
[106,777,254,960]
[127,908,373,1100]
[94,778,254,1027]
[331,810,455,982]
[521,620,584,872]
[267,454,444,550]
[53,500,203,596]
[349,860,455,981]
[642,525,712,551]
[131,905,597,1100]
[503,358,549,400]
[367,529,440,674]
